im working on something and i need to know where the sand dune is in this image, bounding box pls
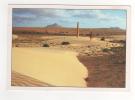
[12,47,88,87]
[12,71,53,87]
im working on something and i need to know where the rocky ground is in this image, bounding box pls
[12,35,126,87]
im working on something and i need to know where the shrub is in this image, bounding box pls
[15,44,19,47]
[42,43,50,47]
[61,41,70,45]
[102,48,110,52]
[101,37,105,41]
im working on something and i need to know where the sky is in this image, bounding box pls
[12,8,127,29]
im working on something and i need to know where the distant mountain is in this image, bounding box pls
[46,23,62,28]
[109,27,124,30]
[110,27,121,29]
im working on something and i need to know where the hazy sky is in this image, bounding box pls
[13,8,127,29]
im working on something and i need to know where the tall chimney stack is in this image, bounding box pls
[77,22,79,38]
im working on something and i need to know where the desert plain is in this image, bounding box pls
[12,26,126,87]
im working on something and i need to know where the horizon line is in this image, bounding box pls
[12,26,126,30]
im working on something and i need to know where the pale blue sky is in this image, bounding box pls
[13,8,127,29]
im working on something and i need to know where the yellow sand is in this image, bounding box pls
[12,47,88,87]
[12,35,18,40]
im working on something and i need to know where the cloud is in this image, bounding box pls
[13,8,64,19]
[73,11,97,18]
[12,8,126,28]
[93,10,126,22]
[13,9,61,23]
[64,10,125,23]
[13,8,124,21]
[13,8,62,26]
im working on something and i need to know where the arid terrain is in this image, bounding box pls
[13,27,125,36]
[12,27,126,88]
